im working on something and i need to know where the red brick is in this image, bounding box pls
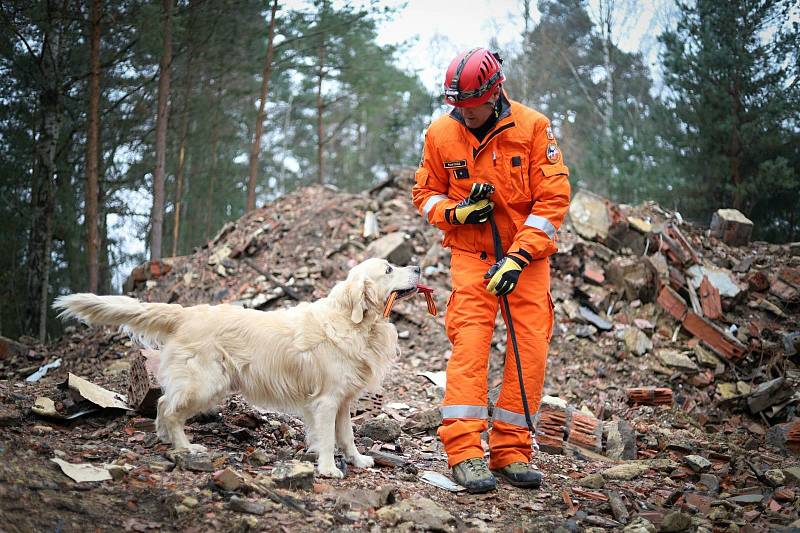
[567,412,602,452]
[699,276,722,320]
[682,312,747,361]
[746,271,770,292]
[627,387,673,406]
[535,407,567,454]
[128,350,162,417]
[657,286,688,321]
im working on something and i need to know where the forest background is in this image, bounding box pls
[1,0,798,341]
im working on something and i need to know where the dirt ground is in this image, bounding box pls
[1,178,798,532]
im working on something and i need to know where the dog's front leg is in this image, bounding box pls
[336,400,374,469]
[312,398,343,478]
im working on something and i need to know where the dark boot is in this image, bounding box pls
[452,458,497,493]
[492,462,542,488]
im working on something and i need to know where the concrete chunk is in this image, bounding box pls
[710,208,753,246]
[569,189,611,240]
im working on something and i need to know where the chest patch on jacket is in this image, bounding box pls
[454,168,470,179]
[443,160,467,169]
[511,156,522,167]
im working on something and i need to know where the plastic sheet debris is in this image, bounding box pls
[25,358,62,382]
[51,457,112,483]
[419,471,465,492]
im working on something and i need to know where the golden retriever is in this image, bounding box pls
[54,258,421,478]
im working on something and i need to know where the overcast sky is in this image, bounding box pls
[374,0,670,93]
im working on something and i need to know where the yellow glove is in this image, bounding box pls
[445,182,495,225]
[484,255,526,296]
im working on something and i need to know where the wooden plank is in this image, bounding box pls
[687,280,703,316]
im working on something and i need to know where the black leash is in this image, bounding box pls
[488,212,537,439]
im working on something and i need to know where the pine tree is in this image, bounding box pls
[659,0,800,239]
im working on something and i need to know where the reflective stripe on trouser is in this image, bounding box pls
[438,251,553,469]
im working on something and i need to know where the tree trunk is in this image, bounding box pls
[171,67,192,257]
[25,3,66,341]
[150,0,173,261]
[85,0,101,292]
[316,42,325,185]
[600,0,614,196]
[729,81,743,210]
[171,0,197,257]
[98,176,111,294]
[246,0,279,212]
[204,100,221,241]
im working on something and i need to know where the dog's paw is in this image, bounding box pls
[348,454,374,469]
[317,464,344,479]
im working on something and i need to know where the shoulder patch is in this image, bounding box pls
[443,160,467,169]
[546,143,561,164]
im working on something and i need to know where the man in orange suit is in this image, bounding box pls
[412,48,571,492]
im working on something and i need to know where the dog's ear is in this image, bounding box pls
[347,274,369,324]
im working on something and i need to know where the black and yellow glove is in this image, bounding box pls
[484,254,526,296]
[445,183,495,225]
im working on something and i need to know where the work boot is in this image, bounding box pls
[492,462,543,488]
[452,458,497,493]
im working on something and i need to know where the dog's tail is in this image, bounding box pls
[53,293,183,346]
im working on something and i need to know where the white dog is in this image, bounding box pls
[54,258,420,478]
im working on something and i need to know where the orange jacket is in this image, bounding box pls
[412,94,571,263]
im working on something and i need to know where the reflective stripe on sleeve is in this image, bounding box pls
[492,407,529,428]
[422,194,449,218]
[440,405,489,420]
[524,214,557,240]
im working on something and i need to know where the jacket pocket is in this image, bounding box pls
[444,288,458,339]
[506,154,530,204]
[541,163,568,178]
[414,167,430,187]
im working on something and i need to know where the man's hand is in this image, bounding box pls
[445,183,495,225]
[484,255,526,296]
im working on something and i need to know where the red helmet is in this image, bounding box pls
[443,48,505,108]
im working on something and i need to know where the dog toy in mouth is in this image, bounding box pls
[383,284,437,318]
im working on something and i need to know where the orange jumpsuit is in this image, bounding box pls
[412,93,571,469]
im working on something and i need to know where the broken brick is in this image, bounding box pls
[627,387,673,406]
[128,350,162,418]
[770,278,800,304]
[698,276,722,320]
[535,406,567,454]
[682,312,747,361]
[566,412,602,453]
[582,263,605,285]
[657,286,688,322]
[746,271,770,292]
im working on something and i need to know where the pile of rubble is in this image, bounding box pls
[554,190,799,452]
[1,170,799,531]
